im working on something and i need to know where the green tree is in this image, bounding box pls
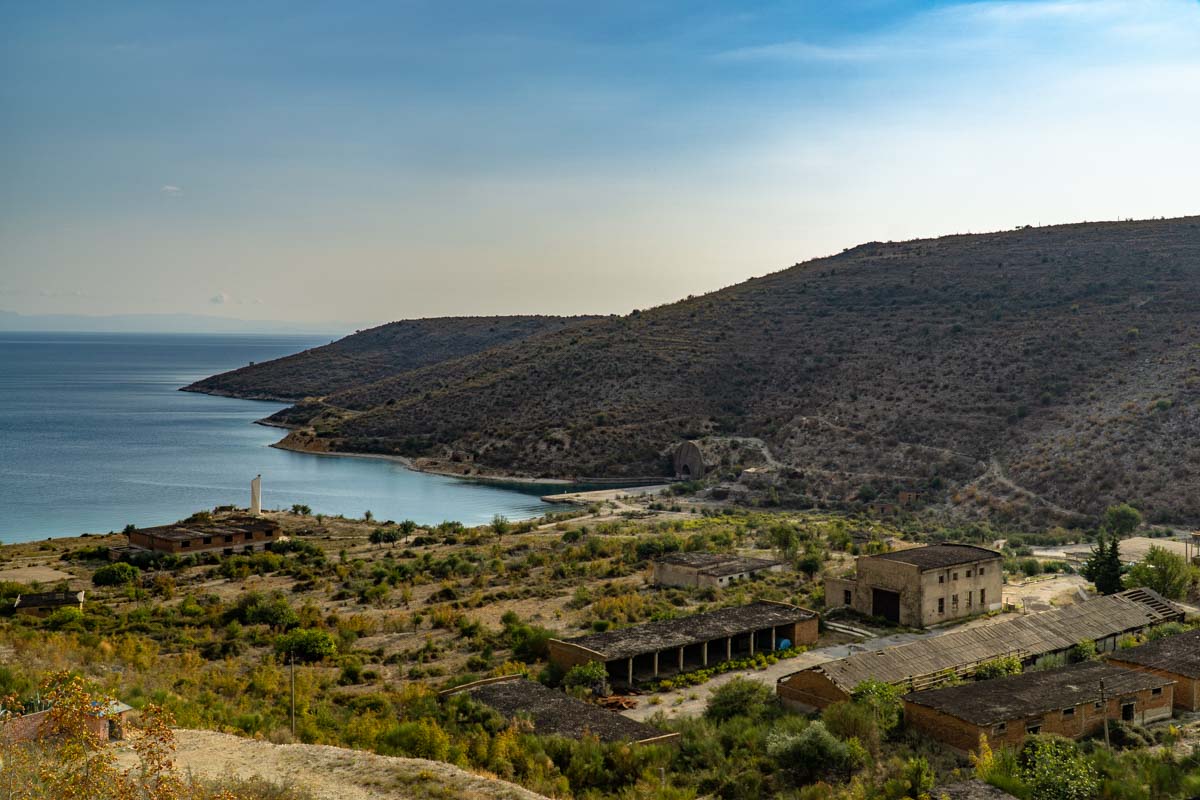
[275,628,337,662]
[398,519,418,542]
[769,524,800,560]
[1083,533,1123,595]
[1103,503,1142,537]
[851,679,903,735]
[492,514,511,537]
[1125,546,1197,600]
[975,655,1023,679]
[290,504,311,515]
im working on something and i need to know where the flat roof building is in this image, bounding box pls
[1106,628,1200,711]
[125,515,281,556]
[652,552,784,589]
[13,590,84,618]
[441,677,677,745]
[549,601,819,688]
[825,543,1003,627]
[903,661,1174,752]
[778,588,1183,710]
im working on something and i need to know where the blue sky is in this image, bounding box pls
[2,1,1199,326]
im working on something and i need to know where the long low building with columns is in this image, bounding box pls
[547,600,819,687]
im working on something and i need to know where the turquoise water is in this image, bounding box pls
[0,332,556,543]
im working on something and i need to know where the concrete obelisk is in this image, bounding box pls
[250,474,262,516]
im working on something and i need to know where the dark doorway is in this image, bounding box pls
[872,588,901,623]
[1121,703,1134,722]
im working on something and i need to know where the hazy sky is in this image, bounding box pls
[3,1,1199,327]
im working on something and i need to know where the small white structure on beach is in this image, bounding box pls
[250,474,262,516]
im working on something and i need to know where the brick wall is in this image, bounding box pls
[777,669,850,710]
[1106,658,1199,711]
[904,683,1175,753]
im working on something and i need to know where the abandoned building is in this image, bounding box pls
[1105,628,1200,711]
[825,543,1003,627]
[903,661,1175,752]
[548,601,819,687]
[672,441,715,479]
[652,552,784,589]
[441,676,677,745]
[2,700,131,744]
[13,590,85,618]
[121,515,281,556]
[778,588,1183,710]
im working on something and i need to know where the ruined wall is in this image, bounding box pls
[777,669,850,710]
[916,560,1003,626]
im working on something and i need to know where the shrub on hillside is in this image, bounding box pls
[92,562,140,586]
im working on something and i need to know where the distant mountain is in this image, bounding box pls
[184,315,599,402]
[242,216,1200,525]
[0,310,355,336]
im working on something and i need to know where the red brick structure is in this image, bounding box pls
[2,701,131,744]
[126,515,281,556]
[1105,628,1200,711]
[548,601,818,688]
[903,662,1174,753]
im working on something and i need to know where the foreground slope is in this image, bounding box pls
[269,217,1200,523]
[117,729,549,800]
[184,315,594,401]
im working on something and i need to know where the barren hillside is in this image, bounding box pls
[250,217,1200,524]
[183,315,596,401]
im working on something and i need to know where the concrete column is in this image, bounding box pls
[726,637,732,661]
[653,651,659,677]
[702,641,709,666]
[678,647,684,672]
[771,627,777,651]
[627,657,633,687]
[250,475,262,516]
[750,632,755,655]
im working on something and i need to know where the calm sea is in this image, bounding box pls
[0,331,554,543]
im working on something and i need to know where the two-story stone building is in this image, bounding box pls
[825,543,1003,627]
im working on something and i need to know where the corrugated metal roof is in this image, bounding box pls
[807,589,1181,692]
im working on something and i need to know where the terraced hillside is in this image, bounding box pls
[260,217,1200,524]
[184,315,596,401]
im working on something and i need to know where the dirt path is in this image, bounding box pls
[115,729,548,800]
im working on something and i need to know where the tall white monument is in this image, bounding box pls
[250,474,262,516]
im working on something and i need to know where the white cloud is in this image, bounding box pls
[160,184,183,196]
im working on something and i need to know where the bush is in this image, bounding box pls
[768,721,867,784]
[705,677,773,723]
[976,655,1023,679]
[821,701,880,752]
[92,562,140,586]
[563,661,609,694]
[1017,735,1098,800]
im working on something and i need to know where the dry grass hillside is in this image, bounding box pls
[184,315,596,401]
[257,217,1200,524]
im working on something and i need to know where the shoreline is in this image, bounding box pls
[268,433,576,489]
